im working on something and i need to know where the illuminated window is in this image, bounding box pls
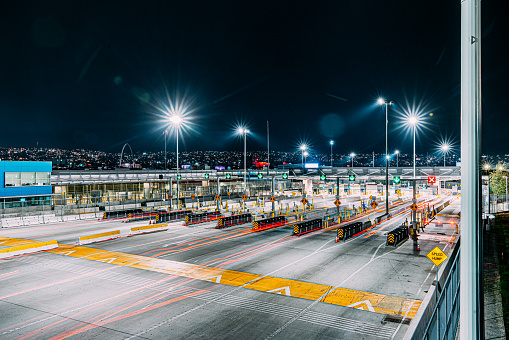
[4,172,50,187]
[5,172,21,187]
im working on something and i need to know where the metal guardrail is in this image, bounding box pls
[422,248,460,340]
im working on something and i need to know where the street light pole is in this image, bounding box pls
[244,130,247,195]
[176,128,179,207]
[170,115,183,209]
[330,140,334,167]
[395,150,399,168]
[300,144,307,168]
[164,130,167,170]
[350,153,355,167]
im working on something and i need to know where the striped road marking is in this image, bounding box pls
[1,237,421,319]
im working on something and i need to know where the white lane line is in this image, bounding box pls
[371,242,385,261]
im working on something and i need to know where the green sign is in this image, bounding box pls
[204,174,209,179]
[177,175,181,180]
[282,173,288,179]
[320,174,326,181]
[226,173,231,179]
[349,174,356,181]
[393,176,401,184]
[257,173,263,179]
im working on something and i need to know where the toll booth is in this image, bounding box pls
[431,186,438,195]
[360,184,366,194]
[377,184,384,194]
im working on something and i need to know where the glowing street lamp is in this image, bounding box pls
[440,144,450,167]
[237,127,250,195]
[330,140,334,167]
[378,98,393,214]
[350,152,356,167]
[303,151,309,164]
[395,150,400,168]
[300,144,307,168]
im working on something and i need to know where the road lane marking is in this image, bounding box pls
[1,236,422,319]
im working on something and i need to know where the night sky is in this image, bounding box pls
[1,1,507,156]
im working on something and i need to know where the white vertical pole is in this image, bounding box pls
[267,121,270,176]
[385,103,389,214]
[176,130,179,208]
[461,0,483,338]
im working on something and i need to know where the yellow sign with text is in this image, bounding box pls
[426,246,448,267]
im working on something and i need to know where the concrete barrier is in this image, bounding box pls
[78,230,121,245]
[129,223,169,236]
[0,240,58,259]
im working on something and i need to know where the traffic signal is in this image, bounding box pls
[428,176,436,184]
[257,173,263,179]
[282,173,288,179]
[204,174,209,179]
[177,175,181,180]
[226,173,231,179]
[320,174,326,181]
[349,174,356,181]
[393,176,401,184]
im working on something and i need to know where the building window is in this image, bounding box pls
[36,172,51,186]
[4,172,51,187]
[21,172,36,186]
[5,172,21,187]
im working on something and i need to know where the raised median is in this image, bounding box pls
[78,230,121,245]
[129,223,169,236]
[0,240,58,259]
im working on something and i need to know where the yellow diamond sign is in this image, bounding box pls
[426,246,449,267]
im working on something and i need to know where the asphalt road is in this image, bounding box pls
[0,193,459,340]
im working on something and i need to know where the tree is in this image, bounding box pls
[489,163,508,195]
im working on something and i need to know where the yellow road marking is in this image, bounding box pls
[130,223,168,232]
[79,230,120,242]
[0,240,58,256]
[1,237,421,318]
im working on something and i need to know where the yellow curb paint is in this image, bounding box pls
[0,240,58,254]
[130,223,168,232]
[0,237,41,247]
[79,230,120,242]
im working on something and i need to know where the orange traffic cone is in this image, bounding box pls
[417,244,420,251]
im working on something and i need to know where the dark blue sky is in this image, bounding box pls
[0,1,507,156]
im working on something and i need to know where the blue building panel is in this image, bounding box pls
[0,161,52,198]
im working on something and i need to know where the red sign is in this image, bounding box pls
[428,176,436,184]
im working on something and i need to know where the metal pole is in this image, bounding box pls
[216,176,220,212]
[169,178,173,210]
[385,103,389,215]
[267,121,270,177]
[413,126,416,179]
[412,126,417,250]
[372,152,374,167]
[330,142,333,167]
[336,177,340,218]
[176,129,179,209]
[397,153,399,168]
[488,176,490,214]
[271,176,275,214]
[444,151,446,167]
[164,130,167,170]
[460,0,483,337]
[244,132,247,195]
[301,150,304,168]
